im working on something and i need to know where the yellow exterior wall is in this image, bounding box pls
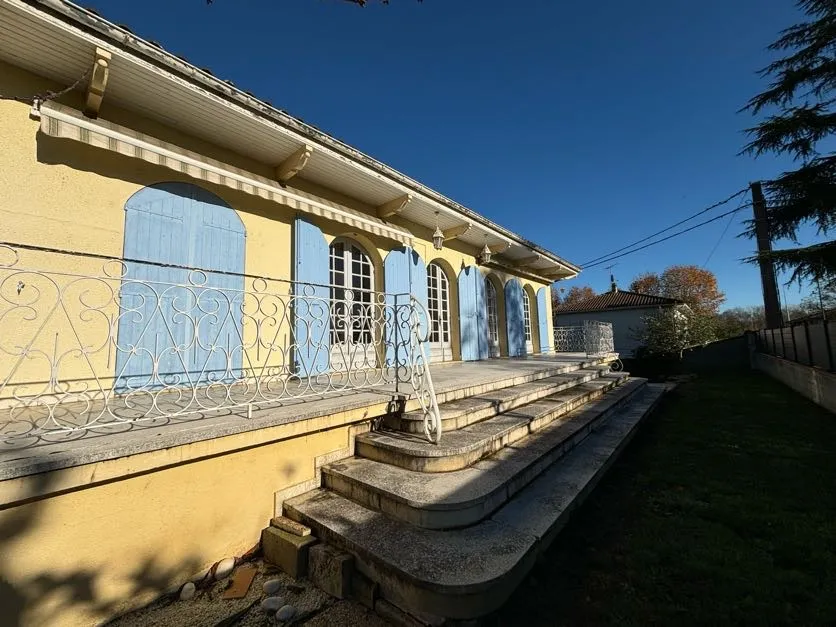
[0,418,355,627]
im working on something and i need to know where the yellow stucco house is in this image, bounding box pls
[0,2,664,626]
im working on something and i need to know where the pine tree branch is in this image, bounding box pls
[741,1,836,284]
[742,102,836,159]
[742,155,836,241]
[743,59,836,113]
[744,240,836,284]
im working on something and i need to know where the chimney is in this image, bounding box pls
[610,274,618,293]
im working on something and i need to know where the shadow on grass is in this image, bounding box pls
[490,371,836,626]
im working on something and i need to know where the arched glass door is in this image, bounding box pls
[329,239,376,371]
[523,290,533,355]
[427,262,452,361]
[486,279,500,358]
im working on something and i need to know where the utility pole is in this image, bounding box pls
[750,181,783,328]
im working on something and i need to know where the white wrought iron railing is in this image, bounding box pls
[408,297,442,444]
[0,242,441,449]
[554,320,615,357]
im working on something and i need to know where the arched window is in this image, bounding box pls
[329,239,375,368]
[523,289,533,354]
[427,262,452,361]
[486,279,500,358]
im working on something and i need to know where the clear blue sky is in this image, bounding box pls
[96,0,822,309]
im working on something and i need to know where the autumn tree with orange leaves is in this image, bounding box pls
[629,265,725,314]
[552,285,596,307]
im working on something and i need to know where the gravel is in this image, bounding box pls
[105,558,390,627]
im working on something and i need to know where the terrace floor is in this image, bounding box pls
[0,353,599,480]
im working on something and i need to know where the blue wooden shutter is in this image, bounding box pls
[537,287,551,353]
[189,185,245,382]
[409,250,429,363]
[458,266,480,361]
[384,247,411,368]
[505,278,525,357]
[118,183,190,387]
[384,247,429,367]
[475,270,489,360]
[293,216,330,377]
[117,182,245,388]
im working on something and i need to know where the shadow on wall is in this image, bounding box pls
[0,459,205,627]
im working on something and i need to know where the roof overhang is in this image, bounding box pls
[0,0,580,281]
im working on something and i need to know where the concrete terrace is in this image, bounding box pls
[0,353,603,480]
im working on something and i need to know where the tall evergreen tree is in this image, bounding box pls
[742,0,836,283]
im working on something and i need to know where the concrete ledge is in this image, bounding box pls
[323,379,646,529]
[286,385,666,619]
[753,353,836,413]
[0,391,390,485]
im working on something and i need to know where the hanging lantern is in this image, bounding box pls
[432,212,444,250]
[479,242,492,265]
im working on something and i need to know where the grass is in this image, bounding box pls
[493,370,836,626]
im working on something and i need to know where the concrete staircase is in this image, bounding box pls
[285,358,665,622]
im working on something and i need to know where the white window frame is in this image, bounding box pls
[427,262,453,361]
[329,239,376,370]
[523,290,533,354]
[486,279,500,358]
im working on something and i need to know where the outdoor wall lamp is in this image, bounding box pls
[478,235,492,265]
[432,211,444,251]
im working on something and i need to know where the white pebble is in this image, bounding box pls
[276,605,296,622]
[262,578,282,595]
[261,596,284,613]
[214,557,236,580]
[179,582,195,601]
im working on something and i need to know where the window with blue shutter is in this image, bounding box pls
[384,247,429,367]
[505,278,526,357]
[117,182,245,389]
[293,216,330,377]
[458,265,489,361]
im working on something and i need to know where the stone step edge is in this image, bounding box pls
[323,378,647,530]
[387,366,612,434]
[285,385,667,620]
[400,355,614,415]
[355,373,630,473]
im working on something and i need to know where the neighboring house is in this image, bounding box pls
[555,287,684,357]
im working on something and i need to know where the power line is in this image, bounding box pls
[580,187,748,267]
[583,201,753,269]
[703,193,749,268]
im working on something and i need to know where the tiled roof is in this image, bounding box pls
[555,290,682,314]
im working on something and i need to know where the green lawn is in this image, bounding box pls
[494,371,836,626]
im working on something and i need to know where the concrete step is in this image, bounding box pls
[409,355,616,413]
[355,372,630,473]
[323,378,646,530]
[386,366,612,434]
[286,384,667,620]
